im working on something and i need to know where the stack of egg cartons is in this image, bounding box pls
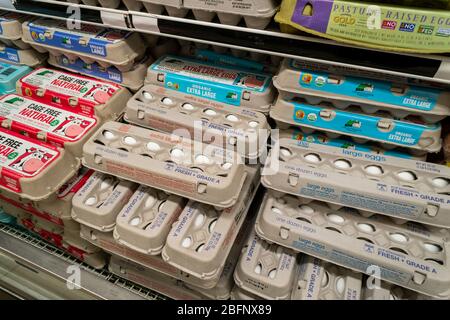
[72,51,275,299]
[0,65,135,269]
[0,11,47,67]
[239,58,450,300]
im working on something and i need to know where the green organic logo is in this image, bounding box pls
[7,152,18,160]
[50,120,59,126]
[80,87,88,93]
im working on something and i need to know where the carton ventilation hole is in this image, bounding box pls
[158,200,166,212]
[296,217,312,224]
[226,114,239,122]
[334,159,352,170]
[208,219,217,233]
[145,195,156,208]
[204,108,217,116]
[390,247,408,255]
[142,91,153,100]
[425,258,443,265]
[325,227,342,234]
[161,97,173,105]
[356,237,374,244]
[304,153,321,163]
[321,271,329,287]
[123,136,137,146]
[194,213,205,227]
[100,177,115,190]
[196,243,205,253]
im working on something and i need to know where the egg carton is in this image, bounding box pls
[0,196,32,220]
[17,68,131,120]
[262,135,450,228]
[292,255,362,300]
[0,94,99,158]
[0,127,79,200]
[363,279,436,300]
[0,11,30,49]
[271,97,442,152]
[146,55,274,114]
[444,133,450,161]
[0,62,31,94]
[48,54,153,92]
[113,185,186,255]
[230,286,261,300]
[274,59,450,122]
[82,121,247,207]
[161,164,260,281]
[149,38,180,60]
[71,172,137,232]
[125,85,270,160]
[22,19,146,71]
[233,230,298,300]
[255,190,450,299]
[0,45,47,67]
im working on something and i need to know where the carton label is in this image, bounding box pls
[0,47,19,64]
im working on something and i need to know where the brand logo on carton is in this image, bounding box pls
[381,20,397,30]
[418,25,434,35]
[399,23,415,32]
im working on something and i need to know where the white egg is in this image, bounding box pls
[182,103,194,110]
[208,219,217,233]
[280,148,292,157]
[321,272,329,287]
[365,165,384,176]
[271,207,282,215]
[357,223,376,233]
[254,264,262,274]
[390,233,408,243]
[221,162,232,170]
[147,142,160,152]
[423,243,442,253]
[182,237,192,248]
[432,177,449,188]
[196,244,204,252]
[397,171,417,182]
[123,136,137,145]
[195,154,210,165]
[336,277,345,294]
[162,97,173,105]
[204,108,217,116]
[226,114,239,122]
[129,217,141,226]
[142,91,153,100]
[304,153,321,163]
[248,121,259,128]
[85,196,97,206]
[100,177,114,190]
[194,214,205,227]
[102,130,115,140]
[299,205,314,214]
[171,148,185,158]
[334,159,351,170]
[268,269,277,279]
[328,214,345,224]
[145,195,156,208]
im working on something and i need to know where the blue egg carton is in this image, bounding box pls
[0,62,32,94]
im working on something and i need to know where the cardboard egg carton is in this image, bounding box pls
[71,172,137,232]
[230,286,260,300]
[0,62,31,95]
[161,165,260,280]
[0,11,30,49]
[16,68,131,120]
[271,96,442,153]
[0,127,80,201]
[262,135,450,228]
[444,132,450,162]
[255,190,450,299]
[363,279,437,300]
[82,121,247,207]
[0,44,47,67]
[125,85,270,160]
[274,59,450,122]
[113,185,186,255]
[22,19,146,71]
[146,55,274,114]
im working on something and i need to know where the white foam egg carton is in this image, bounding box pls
[233,230,298,300]
[22,19,146,71]
[48,54,153,92]
[71,172,137,232]
[274,59,450,122]
[262,135,450,228]
[0,44,46,67]
[82,121,247,207]
[0,94,99,158]
[125,85,270,160]
[255,190,450,299]
[292,255,362,300]
[0,127,79,200]
[16,68,131,120]
[161,164,259,281]
[113,185,186,255]
[146,55,274,114]
[0,11,30,49]
[271,97,442,152]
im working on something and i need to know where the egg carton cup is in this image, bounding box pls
[292,255,362,300]
[0,94,100,158]
[363,279,437,300]
[113,185,186,255]
[22,19,146,71]
[17,68,132,120]
[0,11,30,49]
[0,127,80,201]
[48,54,153,92]
[274,59,450,122]
[83,121,247,207]
[71,172,137,232]
[146,55,274,114]
[255,190,450,299]
[161,164,260,281]
[0,62,31,95]
[140,0,189,17]
[271,97,442,153]
[0,45,47,67]
[125,85,270,160]
[184,0,279,30]
[262,135,450,228]
[231,286,261,300]
[234,230,298,300]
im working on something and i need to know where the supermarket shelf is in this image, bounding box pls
[0,223,168,300]
[2,0,450,86]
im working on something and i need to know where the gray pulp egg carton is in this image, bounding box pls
[82,121,247,208]
[0,94,100,158]
[137,0,188,17]
[254,190,450,299]
[0,127,79,201]
[113,185,186,255]
[262,134,450,228]
[16,68,131,120]
[145,55,274,114]
[161,164,260,281]
[0,11,30,49]
[444,132,450,162]
[271,96,442,153]
[183,0,279,29]
[62,228,107,269]
[233,230,298,300]
[71,172,138,232]
[291,255,362,300]
[0,44,47,67]
[125,84,270,160]
[274,59,450,123]
[231,286,261,300]
[363,279,436,300]
[22,19,146,71]
[48,54,153,92]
